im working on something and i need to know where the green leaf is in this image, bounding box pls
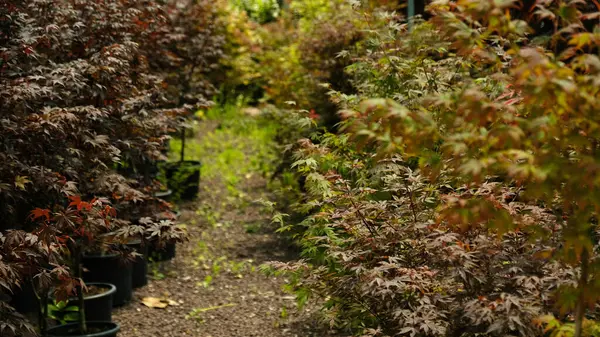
[63,313,80,322]
[14,175,31,191]
[64,306,79,312]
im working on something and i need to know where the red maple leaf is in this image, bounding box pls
[30,208,50,221]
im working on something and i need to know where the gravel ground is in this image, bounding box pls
[113,122,339,337]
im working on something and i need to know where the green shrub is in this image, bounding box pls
[231,0,280,24]
[221,0,372,129]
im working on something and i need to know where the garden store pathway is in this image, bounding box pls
[113,112,336,337]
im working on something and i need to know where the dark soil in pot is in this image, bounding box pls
[82,254,132,307]
[125,240,148,288]
[47,321,120,337]
[72,283,116,322]
[147,241,176,262]
[164,160,201,201]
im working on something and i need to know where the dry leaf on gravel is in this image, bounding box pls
[141,297,172,309]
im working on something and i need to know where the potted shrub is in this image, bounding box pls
[0,0,223,334]
[145,219,187,262]
[124,241,149,289]
[164,160,202,202]
[160,129,202,202]
[111,214,187,284]
[141,0,228,203]
[31,198,121,337]
[111,223,150,289]
[48,283,116,323]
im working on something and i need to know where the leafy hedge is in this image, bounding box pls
[268,1,600,337]
[0,0,225,334]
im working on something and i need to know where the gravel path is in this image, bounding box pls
[113,120,337,337]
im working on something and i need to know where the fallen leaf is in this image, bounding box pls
[141,297,168,309]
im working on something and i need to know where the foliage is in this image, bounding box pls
[231,0,281,24]
[29,197,118,334]
[169,102,279,197]
[0,0,225,333]
[0,302,35,337]
[47,300,79,326]
[143,0,226,109]
[269,1,600,337]
[220,0,372,129]
[144,219,187,249]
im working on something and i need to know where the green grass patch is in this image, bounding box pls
[168,101,278,196]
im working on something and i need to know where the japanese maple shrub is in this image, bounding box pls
[0,0,225,334]
[31,198,117,334]
[270,1,600,337]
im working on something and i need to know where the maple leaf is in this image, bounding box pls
[30,208,50,221]
[68,195,82,208]
[14,175,32,190]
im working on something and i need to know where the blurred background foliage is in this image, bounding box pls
[221,0,400,129]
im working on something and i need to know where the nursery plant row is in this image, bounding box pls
[248,1,600,337]
[0,0,220,336]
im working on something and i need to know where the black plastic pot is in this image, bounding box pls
[76,283,115,322]
[49,283,115,323]
[164,160,201,201]
[82,254,132,307]
[147,241,176,262]
[126,240,148,288]
[47,321,120,337]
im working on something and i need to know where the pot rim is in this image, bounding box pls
[154,189,173,197]
[47,321,120,337]
[57,283,116,302]
[79,283,116,301]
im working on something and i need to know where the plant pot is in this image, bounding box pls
[126,240,148,288]
[75,283,116,322]
[164,161,201,201]
[147,241,176,262]
[47,321,120,337]
[154,189,173,202]
[82,254,132,307]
